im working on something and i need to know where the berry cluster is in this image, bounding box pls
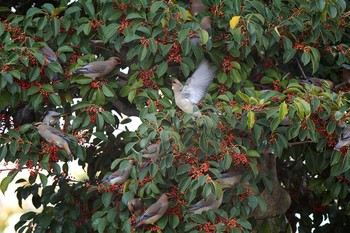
[167,43,182,63]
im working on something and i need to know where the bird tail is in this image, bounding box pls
[135,217,144,228]
[51,72,60,81]
[73,68,95,74]
[63,144,73,159]
[334,141,344,151]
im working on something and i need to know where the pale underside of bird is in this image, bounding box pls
[172,59,216,117]
[34,122,73,157]
[215,173,244,189]
[335,126,350,150]
[73,57,121,79]
[140,143,164,159]
[187,193,223,214]
[103,162,133,185]
[135,194,169,227]
[42,111,64,126]
[127,198,144,217]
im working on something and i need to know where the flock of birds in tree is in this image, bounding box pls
[32,49,350,227]
[29,0,350,228]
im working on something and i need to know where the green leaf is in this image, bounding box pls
[178,29,189,43]
[156,62,168,77]
[83,0,95,18]
[102,192,112,207]
[247,150,260,158]
[49,94,61,106]
[199,28,209,44]
[51,17,60,37]
[39,173,48,188]
[102,84,115,97]
[278,101,288,121]
[1,172,17,194]
[247,111,255,129]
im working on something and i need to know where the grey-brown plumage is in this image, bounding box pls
[34,122,73,157]
[40,45,60,81]
[335,126,350,150]
[128,198,144,217]
[172,59,216,117]
[216,173,244,189]
[42,111,64,126]
[140,143,164,159]
[135,194,169,227]
[187,193,223,214]
[190,0,206,15]
[103,162,133,185]
[73,57,121,79]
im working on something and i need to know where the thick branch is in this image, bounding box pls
[251,153,291,226]
[288,140,313,147]
[113,99,139,116]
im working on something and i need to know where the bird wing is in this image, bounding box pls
[74,61,107,74]
[341,127,350,140]
[47,127,72,142]
[187,195,214,211]
[181,59,215,104]
[141,144,159,154]
[40,47,58,62]
[138,204,162,221]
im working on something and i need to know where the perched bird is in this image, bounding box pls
[172,59,216,117]
[190,0,207,15]
[335,126,350,150]
[34,122,73,157]
[299,77,334,89]
[128,198,144,217]
[140,143,164,160]
[42,111,64,127]
[40,45,60,81]
[103,162,133,185]
[215,172,244,189]
[15,105,35,126]
[190,16,212,46]
[135,194,169,227]
[187,193,223,214]
[73,57,121,79]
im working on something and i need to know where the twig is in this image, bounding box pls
[296,59,307,79]
[288,140,314,147]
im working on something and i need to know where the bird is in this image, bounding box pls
[42,111,65,127]
[15,105,35,126]
[72,57,121,79]
[187,193,223,214]
[127,198,144,217]
[135,194,169,227]
[34,122,73,157]
[190,0,207,15]
[103,162,133,185]
[140,143,164,160]
[172,59,216,117]
[190,16,212,46]
[215,172,244,189]
[334,126,350,150]
[40,45,60,81]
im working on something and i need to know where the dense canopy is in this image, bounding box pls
[0,0,349,232]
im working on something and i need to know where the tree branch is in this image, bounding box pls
[113,99,139,116]
[288,140,314,147]
[296,59,308,79]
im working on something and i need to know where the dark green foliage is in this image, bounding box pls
[0,0,350,232]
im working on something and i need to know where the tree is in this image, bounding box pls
[0,0,349,232]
